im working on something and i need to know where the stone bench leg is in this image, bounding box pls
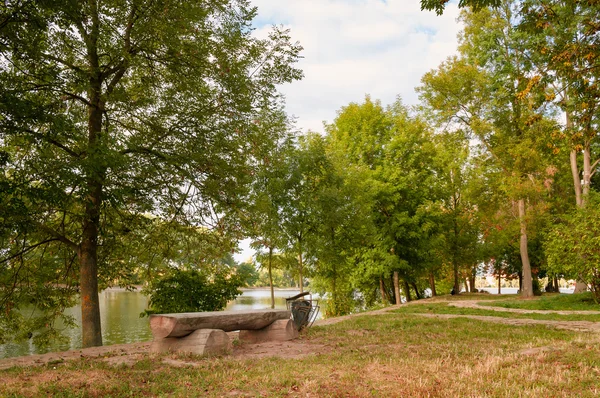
[238,319,299,344]
[150,328,231,356]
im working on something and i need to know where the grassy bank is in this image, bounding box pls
[395,302,600,321]
[2,295,600,397]
[478,292,599,311]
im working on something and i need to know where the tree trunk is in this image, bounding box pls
[80,123,103,347]
[79,55,104,347]
[429,272,437,297]
[411,282,421,299]
[268,247,274,309]
[518,198,533,298]
[79,227,102,348]
[297,238,303,293]
[583,145,591,201]
[570,149,583,208]
[380,278,387,303]
[393,271,401,305]
[497,272,501,295]
[452,256,459,295]
[567,110,589,293]
[469,269,476,294]
[575,143,591,294]
[518,271,523,292]
[403,280,411,302]
[553,277,559,292]
[332,262,337,315]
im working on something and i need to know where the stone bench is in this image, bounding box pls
[149,309,298,355]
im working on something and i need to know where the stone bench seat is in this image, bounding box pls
[149,309,298,355]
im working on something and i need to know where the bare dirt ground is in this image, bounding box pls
[447,300,600,315]
[415,313,600,333]
[2,301,599,371]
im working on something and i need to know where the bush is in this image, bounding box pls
[143,267,243,315]
[532,278,542,296]
[545,193,600,303]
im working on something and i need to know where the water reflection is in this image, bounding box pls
[0,288,309,359]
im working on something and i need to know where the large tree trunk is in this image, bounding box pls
[78,4,104,348]
[268,247,274,309]
[79,223,102,348]
[80,86,104,348]
[518,199,533,298]
[393,271,401,305]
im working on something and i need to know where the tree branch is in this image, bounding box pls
[0,238,60,265]
[34,223,79,251]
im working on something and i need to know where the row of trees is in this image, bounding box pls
[247,0,600,314]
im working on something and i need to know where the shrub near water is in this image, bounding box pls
[142,267,243,315]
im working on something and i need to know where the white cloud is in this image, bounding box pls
[251,0,463,133]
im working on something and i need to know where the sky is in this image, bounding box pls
[234,0,464,263]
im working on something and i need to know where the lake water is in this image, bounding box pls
[0,288,305,360]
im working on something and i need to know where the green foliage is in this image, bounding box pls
[255,267,295,288]
[421,0,501,15]
[143,267,243,315]
[532,278,542,296]
[545,193,600,302]
[235,263,259,287]
[0,0,302,344]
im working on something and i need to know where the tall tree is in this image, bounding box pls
[420,2,556,298]
[0,1,302,347]
[521,0,600,210]
[247,112,294,308]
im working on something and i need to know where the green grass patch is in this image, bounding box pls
[2,312,600,397]
[430,293,516,301]
[479,292,599,311]
[393,302,600,322]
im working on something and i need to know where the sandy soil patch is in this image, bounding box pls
[448,300,600,315]
[415,313,600,332]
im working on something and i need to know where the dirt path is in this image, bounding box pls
[447,300,600,315]
[415,313,600,332]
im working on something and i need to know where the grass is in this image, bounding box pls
[393,302,600,322]
[2,302,600,397]
[478,292,600,311]
[429,292,515,301]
